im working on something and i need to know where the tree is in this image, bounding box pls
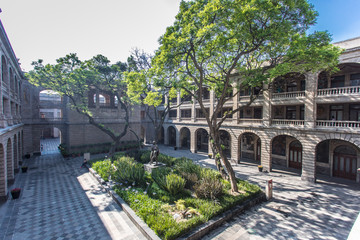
[152,0,341,192]
[126,48,187,143]
[27,53,134,156]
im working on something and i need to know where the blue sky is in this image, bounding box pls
[1,0,360,72]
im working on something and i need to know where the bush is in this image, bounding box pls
[140,151,151,164]
[165,173,186,196]
[194,176,223,200]
[125,149,143,162]
[158,154,177,166]
[92,159,113,182]
[175,158,202,188]
[113,156,145,186]
[151,167,172,190]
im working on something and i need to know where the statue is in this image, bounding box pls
[149,141,159,165]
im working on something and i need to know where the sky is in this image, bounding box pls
[0,0,360,72]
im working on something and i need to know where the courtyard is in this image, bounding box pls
[0,141,359,240]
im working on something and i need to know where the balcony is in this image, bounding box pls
[271,119,304,127]
[317,86,360,96]
[316,120,360,129]
[272,91,305,99]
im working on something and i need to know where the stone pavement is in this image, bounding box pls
[159,146,360,240]
[0,152,145,240]
[40,137,61,155]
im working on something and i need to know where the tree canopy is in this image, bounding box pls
[152,0,342,192]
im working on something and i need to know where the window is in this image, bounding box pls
[254,107,262,119]
[169,110,177,118]
[350,73,360,86]
[331,75,345,88]
[286,106,296,119]
[181,109,191,118]
[196,108,208,118]
[330,105,343,120]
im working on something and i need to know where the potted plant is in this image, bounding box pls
[11,188,21,199]
[258,165,263,172]
[21,166,28,173]
[208,154,212,159]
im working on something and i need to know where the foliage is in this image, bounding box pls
[151,167,172,191]
[27,53,134,157]
[113,156,145,186]
[92,159,113,182]
[140,150,151,164]
[165,173,186,196]
[152,0,342,192]
[194,176,223,200]
[174,158,202,188]
[158,154,177,167]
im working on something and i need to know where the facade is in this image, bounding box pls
[150,37,360,183]
[0,19,24,201]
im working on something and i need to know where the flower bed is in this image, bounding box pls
[91,151,262,240]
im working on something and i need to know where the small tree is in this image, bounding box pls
[27,53,134,156]
[153,0,341,192]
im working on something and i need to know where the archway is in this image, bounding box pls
[6,138,13,184]
[271,135,302,171]
[13,135,18,169]
[289,140,302,169]
[219,130,231,158]
[167,126,176,146]
[0,144,5,197]
[40,127,62,154]
[333,145,357,180]
[238,132,261,162]
[196,128,209,153]
[316,139,359,181]
[180,127,190,149]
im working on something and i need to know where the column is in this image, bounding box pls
[304,72,318,129]
[301,140,316,183]
[232,83,239,124]
[262,83,271,127]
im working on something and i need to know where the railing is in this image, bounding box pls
[317,86,360,96]
[272,91,305,99]
[271,119,304,126]
[2,83,9,95]
[238,118,263,125]
[39,117,64,123]
[316,120,360,128]
[239,94,264,102]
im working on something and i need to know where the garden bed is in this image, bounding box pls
[90,150,264,240]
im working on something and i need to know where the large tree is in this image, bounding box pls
[27,53,134,156]
[153,0,341,192]
[126,49,188,143]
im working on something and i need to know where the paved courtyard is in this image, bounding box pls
[160,146,360,240]
[0,143,359,240]
[0,150,145,239]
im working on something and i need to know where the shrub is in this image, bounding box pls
[140,151,151,164]
[194,176,223,200]
[158,154,177,166]
[151,167,172,190]
[125,149,143,162]
[113,156,145,186]
[92,159,113,182]
[165,173,186,196]
[175,158,202,188]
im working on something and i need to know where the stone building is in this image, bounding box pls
[0,19,24,201]
[149,37,360,183]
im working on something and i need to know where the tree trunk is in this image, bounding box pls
[108,139,120,158]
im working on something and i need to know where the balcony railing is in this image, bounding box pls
[272,91,305,99]
[271,119,304,126]
[238,118,263,125]
[316,120,360,128]
[317,86,360,96]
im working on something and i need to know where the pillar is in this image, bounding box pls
[304,72,318,129]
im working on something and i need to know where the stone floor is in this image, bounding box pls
[159,146,360,240]
[0,151,145,239]
[1,142,359,240]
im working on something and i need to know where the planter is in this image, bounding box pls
[208,154,212,159]
[21,167,28,173]
[174,147,177,150]
[258,167,263,172]
[11,188,21,199]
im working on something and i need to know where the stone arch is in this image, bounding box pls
[316,139,359,181]
[238,132,262,162]
[196,128,209,153]
[219,130,231,158]
[6,138,13,184]
[180,127,190,149]
[270,134,303,171]
[9,67,14,91]
[0,144,5,198]
[167,126,176,146]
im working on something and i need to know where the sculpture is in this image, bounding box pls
[149,141,159,165]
